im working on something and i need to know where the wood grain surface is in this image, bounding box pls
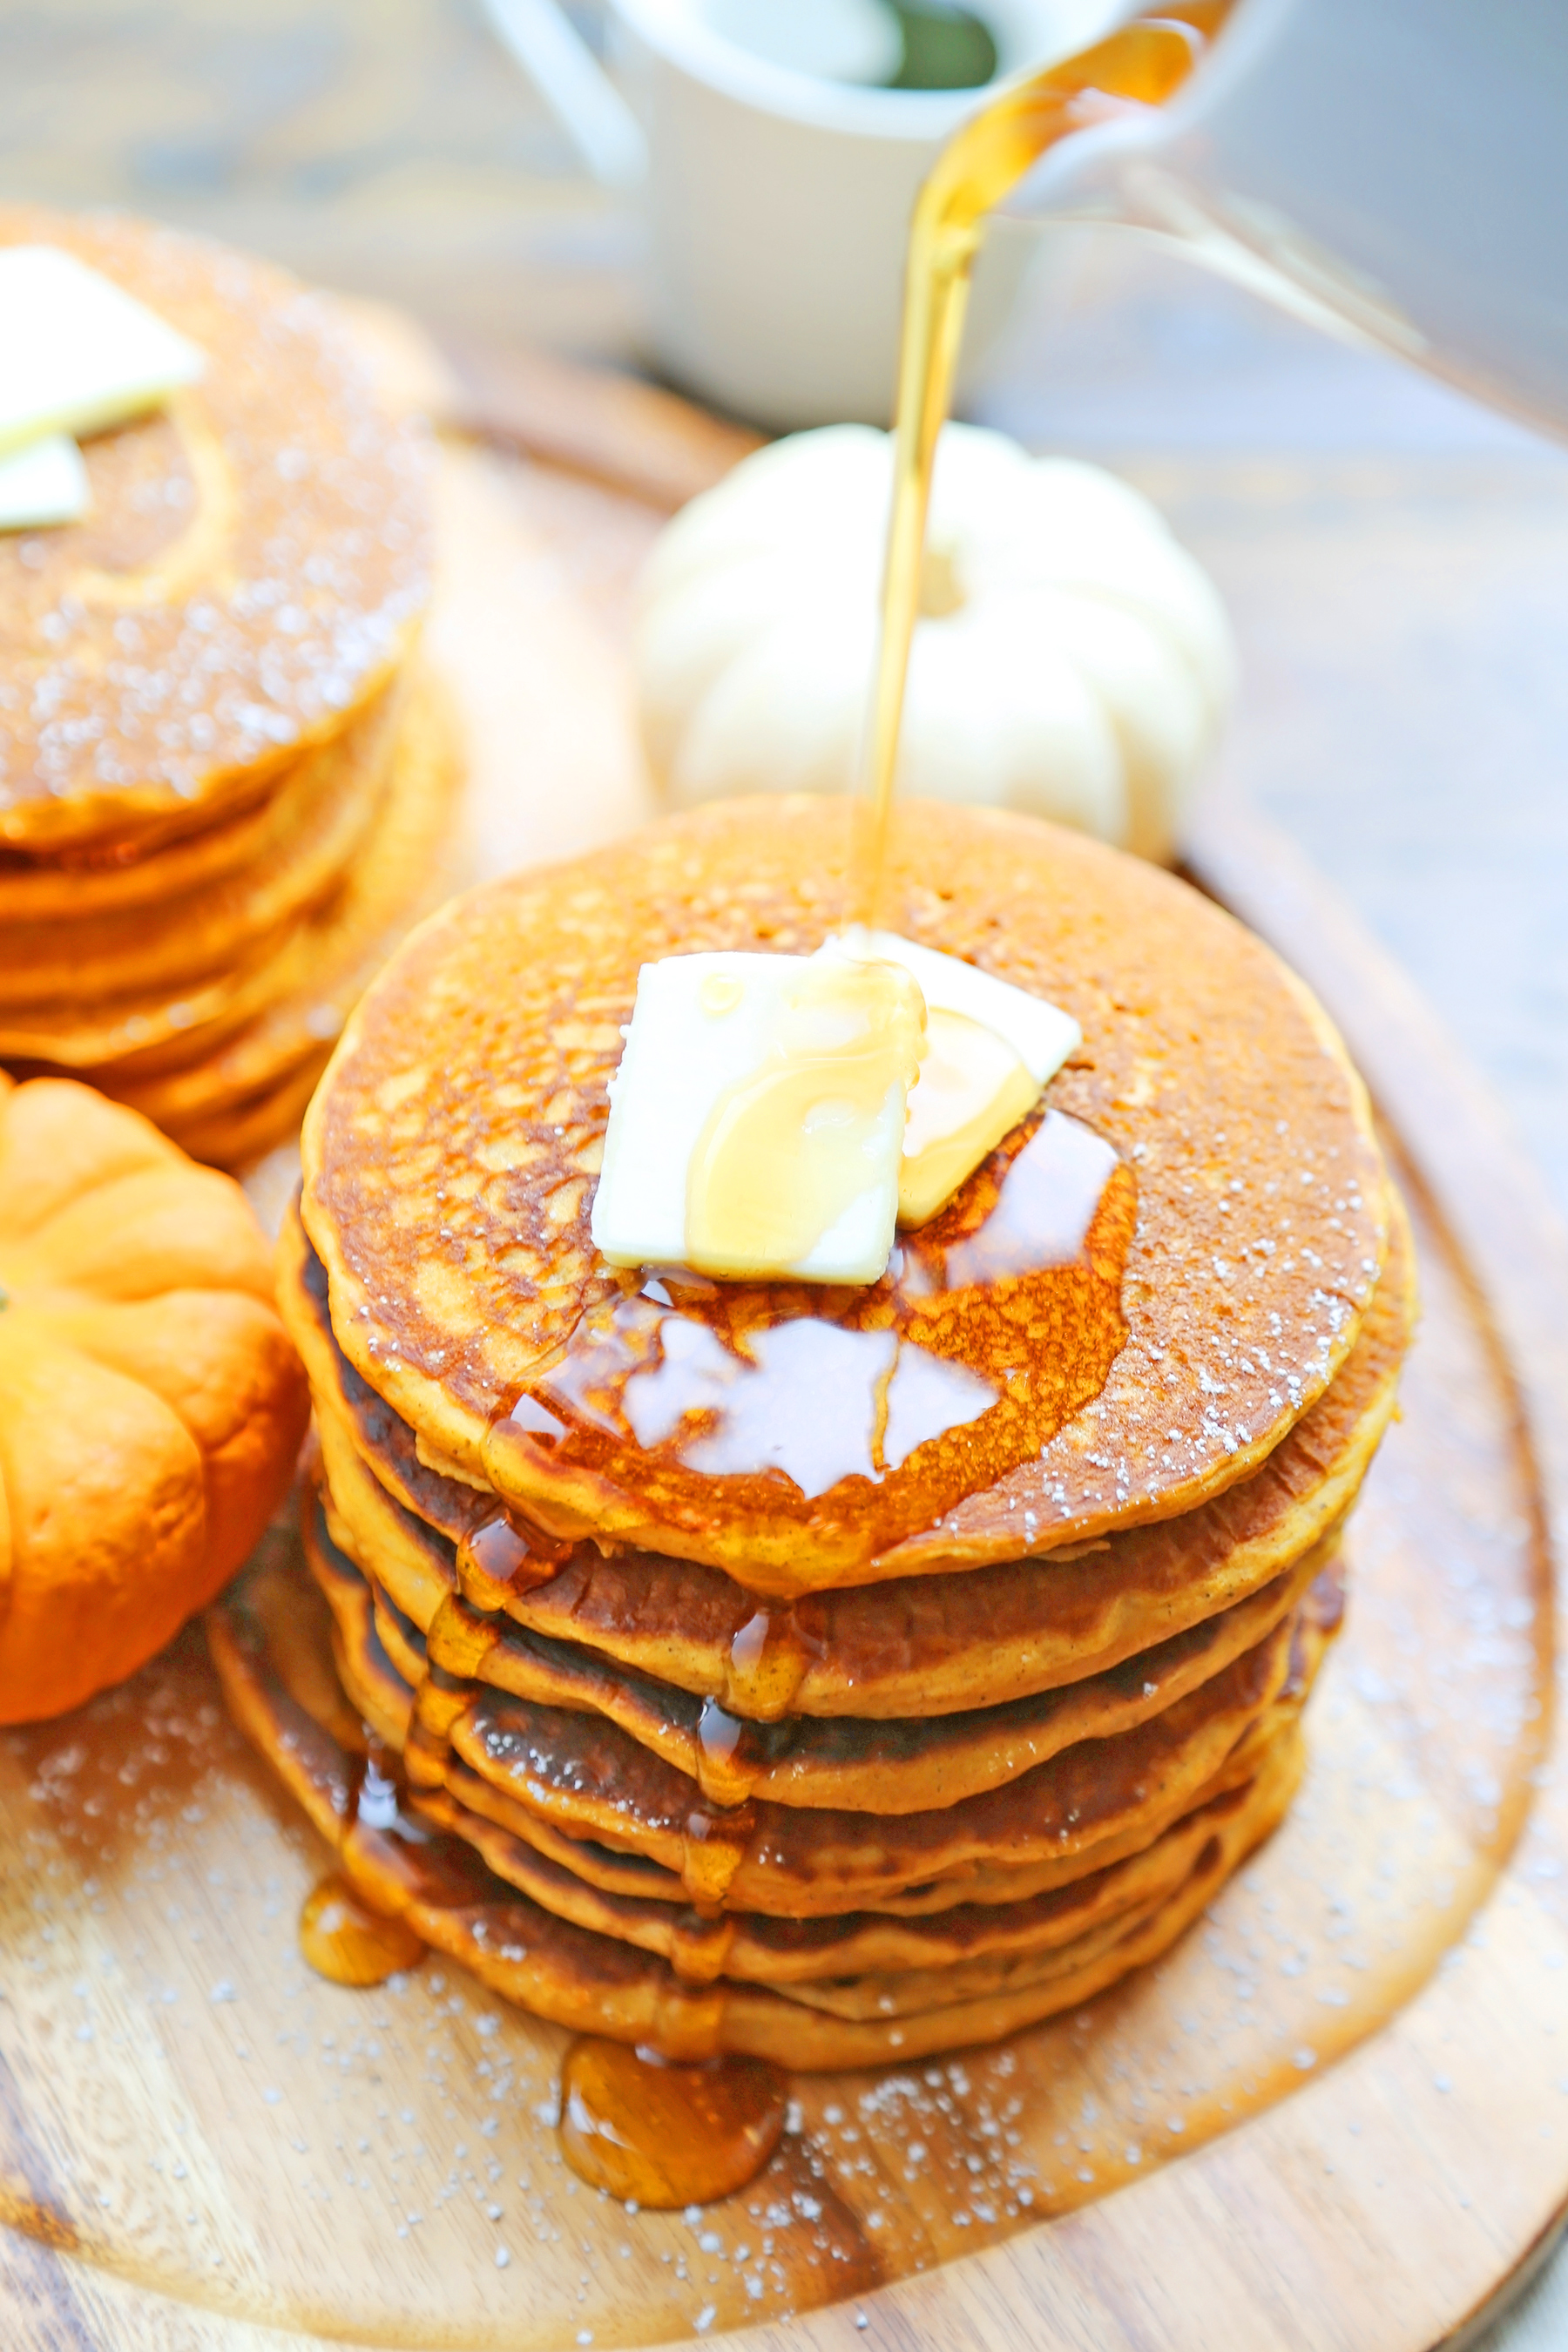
[2,350,1566,2352]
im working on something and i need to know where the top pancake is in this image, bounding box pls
[0,206,432,852]
[301,797,1389,1591]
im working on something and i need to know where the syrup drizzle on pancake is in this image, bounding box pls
[456,1515,571,1609]
[298,1743,487,1993]
[483,1109,1136,1565]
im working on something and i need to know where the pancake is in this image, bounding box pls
[415,1754,1281,1988]
[207,1547,1307,2066]
[304,1476,1331,1815]
[304,1480,1327,1922]
[274,1509,1319,1918]
[313,1529,1308,1917]
[0,671,464,1173]
[0,693,388,922]
[299,798,1389,1590]
[0,207,431,853]
[427,1612,1300,1913]
[281,1190,1412,1716]
[161,1053,346,1178]
[104,669,464,1098]
[0,678,400,1008]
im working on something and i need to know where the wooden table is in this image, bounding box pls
[5,7,1568,2342]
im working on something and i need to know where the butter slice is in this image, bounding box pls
[0,434,88,530]
[591,949,922,1282]
[838,928,1082,1225]
[0,247,205,458]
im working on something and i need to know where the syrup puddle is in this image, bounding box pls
[299,1873,424,1988]
[483,1109,1136,1572]
[558,2038,787,2206]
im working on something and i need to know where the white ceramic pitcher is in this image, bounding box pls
[482,0,1121,427]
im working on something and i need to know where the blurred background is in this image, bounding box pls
[7,1,1565,1201]
[3,0,1567,2336]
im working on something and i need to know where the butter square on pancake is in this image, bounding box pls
[0,243,203,456]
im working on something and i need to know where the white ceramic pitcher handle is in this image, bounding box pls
[480,0,649,189]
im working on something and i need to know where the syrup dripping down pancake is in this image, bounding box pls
[208,1548,1314,2065]
[416,1758,1281,1989]
[422,1622,1300,1915]
[303,1527,1309,1918]
[0,207,431,854]
[304,1474,1334,1817]
[300,1489,1328,1927]
[300,798,1390,1585]
[280,1192,1411,1717]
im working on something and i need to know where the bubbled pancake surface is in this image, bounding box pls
[301,799,1389,1589]
[0,206,431,851]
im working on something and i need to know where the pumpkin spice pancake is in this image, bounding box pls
[96,671,466,1163]
[221,792,1410,2065]
[0,206,460,1173]
[280,1189,1410,1718]
[300,799,1389,1592]
[209,1544,1318,2065]
[0,679,400,1010]
[3,667,464,1170]
[0,206,430,855]
[402,1607,1303,1913]
[302,1472,1331,1815]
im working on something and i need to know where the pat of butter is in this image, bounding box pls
[0,433,88,531]
[0,247,205,458]
[838,928,1082,1225]
[591,948,924,1282]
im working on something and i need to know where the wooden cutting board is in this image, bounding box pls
[3,322,1566,2352]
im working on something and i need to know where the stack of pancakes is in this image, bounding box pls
[213,800,1414,2068]
[0,208,461,1169]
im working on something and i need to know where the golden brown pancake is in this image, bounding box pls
[304,1474,1329,1816]
[0,206,431,853]
[302,1488,1314,1920]
[300,798,1389,1590]
[302,1481,1328,1918]
[2,672,464,1173]
[105,678,465,1173]
[207,1547,1308,2065]
[416,1757,1276,1988]
[161,1053,343,1177]
[423,1612,1300,1914]
[0,678,399,1007]
[280,1190,1411,1716]
[0,695,384,922]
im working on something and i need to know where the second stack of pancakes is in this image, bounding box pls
[260,798,1413,2068]
[0,206,461,1169]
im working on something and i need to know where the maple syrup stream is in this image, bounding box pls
[859,0,1231,923]
[300,6,1228,2208]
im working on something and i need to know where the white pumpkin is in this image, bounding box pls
[633,422,1237,862]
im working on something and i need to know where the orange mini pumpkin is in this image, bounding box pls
[0,1073,308,1720]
